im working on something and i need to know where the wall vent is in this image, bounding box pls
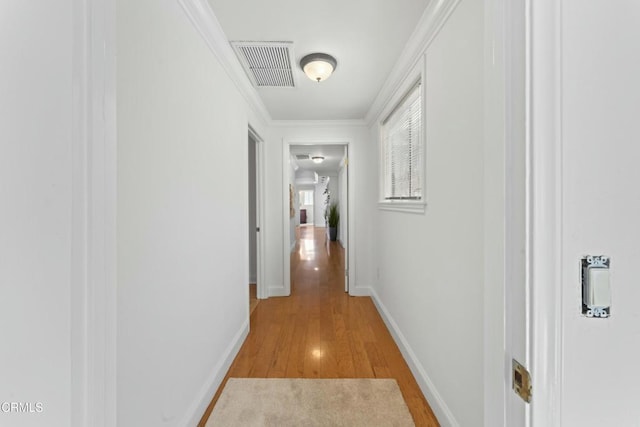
[295,154,310,160]
[231,41,297,88]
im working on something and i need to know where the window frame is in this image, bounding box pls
[299,190,314,206]
[378,60,426,214]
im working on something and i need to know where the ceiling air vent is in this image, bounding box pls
[231,41,297,88]
[295,154,310,160]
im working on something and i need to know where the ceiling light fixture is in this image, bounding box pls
[311,156,325,164]
[300,53,337,82]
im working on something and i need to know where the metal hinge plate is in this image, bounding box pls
[512,359,531,403]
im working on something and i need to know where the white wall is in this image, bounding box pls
[0,2,73,426]
[116,0,264,425]
[266,124,375,296]
[313,179,326,226]
[371,1,485,425]
[560,2,640,425]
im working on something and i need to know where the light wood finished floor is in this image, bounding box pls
[199,226,439,426]
[249,283,258,315]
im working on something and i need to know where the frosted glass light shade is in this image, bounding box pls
[312,156,324,164]
[300,53,337,82]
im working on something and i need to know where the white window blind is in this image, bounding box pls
[381,82,422,201]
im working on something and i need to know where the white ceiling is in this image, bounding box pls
[208,0,431,120]
[291,145,345,175]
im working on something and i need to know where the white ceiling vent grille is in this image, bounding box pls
[295,154,310,160]
[231,41,297,88]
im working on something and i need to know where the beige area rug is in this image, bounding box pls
[206,378,415,427]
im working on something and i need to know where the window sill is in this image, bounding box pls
[378,200,426,214]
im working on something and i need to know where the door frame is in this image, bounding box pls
[484,0,558,424]
[71,0,117,425]
[527,0,563,426]
[282,138,354,297]
[496,0,564,424]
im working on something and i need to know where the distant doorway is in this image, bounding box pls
[283,141,351,296]
[298,190,314,225]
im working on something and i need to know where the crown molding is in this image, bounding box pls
[271,119,367,128]
[364,0,462,127]
[177,0,272,127]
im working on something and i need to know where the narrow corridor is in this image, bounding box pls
[200,226,438,426]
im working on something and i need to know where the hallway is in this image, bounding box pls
[200,226,439,426]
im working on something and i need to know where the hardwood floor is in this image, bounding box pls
[249,283,258,315]
[199,226,439,426]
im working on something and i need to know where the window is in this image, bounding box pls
[299,190,313,205]
[380,82,423,209]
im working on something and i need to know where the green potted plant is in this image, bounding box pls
[327,203,339,241]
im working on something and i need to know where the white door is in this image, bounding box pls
[506,0,529,424]
[250,127,266,299]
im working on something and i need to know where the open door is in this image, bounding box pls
[249,127,266,300]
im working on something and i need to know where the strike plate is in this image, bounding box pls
[512,359,531,403]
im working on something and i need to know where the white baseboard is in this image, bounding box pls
[268,285,290,297]
[370,289,459,427]
[181,319,249,426]
[348,286,371,297]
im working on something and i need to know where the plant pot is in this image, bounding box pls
[329,227,338,241]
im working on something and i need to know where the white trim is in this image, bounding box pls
[482,0,512,425]
[177,0,271,127]
[268,286,290,298]
[527,0,563,426]
[370,289,458,427]
[71,0,117,426]
[377,201,427,214]
[347,286,371,297]
[282,139,292,297]
[180,320,249,426]
[271,119,367,128]
[481,1,533,425]
[365,0,462,126]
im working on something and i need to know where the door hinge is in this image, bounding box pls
[512,359,532,403]
[256,227,260,232]
[345,269,349,277]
